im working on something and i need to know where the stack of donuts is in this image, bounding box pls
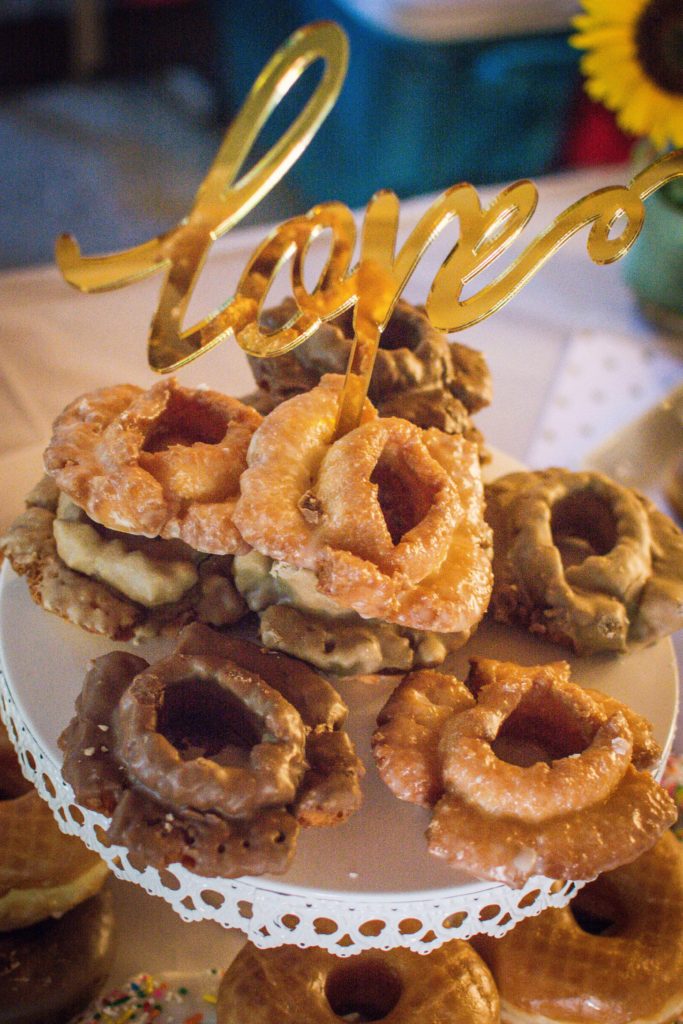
[373,657,676,887]
[1,379,259,642]
[1,297,682,1023]
[243,299,492,457]
[59,622,364,878]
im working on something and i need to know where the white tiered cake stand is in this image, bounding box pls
[0,538,678,956]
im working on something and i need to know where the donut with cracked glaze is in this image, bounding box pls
[233,374,492,647]
[43,378,261,553]
[426,659,676,887]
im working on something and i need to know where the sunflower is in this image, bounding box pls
[571,0,683,150]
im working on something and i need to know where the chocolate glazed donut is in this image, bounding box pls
[60,625,364,878]
[245,299,491,453]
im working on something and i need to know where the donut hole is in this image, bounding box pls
[551,492,618,569]
[0,770,31,800]
[325,959,403,1022]
[371,449,436,544]
[0,742,32,798]
[157,677,261,763]
[380,309,424,352]
[570,879,624,936]
[142,391,229,452]
[492,688,595,766]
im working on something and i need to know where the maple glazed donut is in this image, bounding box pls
[485,467,683,654]
[475,831,683,1024]
[0,718,109,931]
[59,624,363,878]
[245,298,492,452]
[232,374,493,674]
[217,939,499,1024]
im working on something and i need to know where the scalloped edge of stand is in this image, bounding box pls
[0,659,588,954]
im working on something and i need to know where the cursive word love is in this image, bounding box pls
[54,20,683,434]
[56,20,349,374]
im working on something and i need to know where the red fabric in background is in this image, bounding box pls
[563,92,635,167]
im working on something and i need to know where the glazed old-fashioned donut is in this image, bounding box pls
[372,658,675,888]
[245,298,491,454]
[0,718,109,931]
[0,889,115,1024]
[426,659,676,887]
[0,474,248,641]
[475,831,683,1024]
[217,939,499,1024]
[233,375,492,674]
[485,467,683,655]
[43,378,261,552]
[372,660,664,820]
[59,625,363,878]
[372,668,476,806]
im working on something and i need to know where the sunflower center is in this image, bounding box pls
[635,0,683,95]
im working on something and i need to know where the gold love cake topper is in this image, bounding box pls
[56,20,683,437]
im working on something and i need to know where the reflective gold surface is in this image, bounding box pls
[55,21,349,372]
[53,17,683,437]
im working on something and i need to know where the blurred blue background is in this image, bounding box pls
[0,0,631,269]
[214,0,580,208]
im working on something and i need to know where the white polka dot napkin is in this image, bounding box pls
[526,330,682,472]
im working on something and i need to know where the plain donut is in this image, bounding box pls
[217,940,499,1023]
[475,831,683,1024]
[0,719,109,931]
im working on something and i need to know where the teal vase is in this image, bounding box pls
[622,176,683,335]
